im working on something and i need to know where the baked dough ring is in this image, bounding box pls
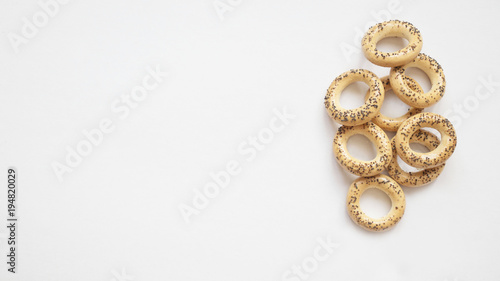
[387,130,445,187]
[395,112,457,168]
[365,75,423,131]
[325,69,384,126]
[390,53,446,108]
[347,174,405,232]
[361,20,423,67]
[333,122,391,177]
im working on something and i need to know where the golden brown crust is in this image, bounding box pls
[346,174,406,232]
[333,122,392,177]
[390,53,446,108]
[395,112,457,168]
[325,69,384,126]
[387,130,445,187]
[361,20,423,67]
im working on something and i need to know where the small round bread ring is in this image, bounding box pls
[390,53,446,108]
[365,75,424,131]
[387,129,445,187]
[333,122,391,177]
[395,112,457,168]
[325,69,384,126]
[346,174,405,232]
[361,20,423,67]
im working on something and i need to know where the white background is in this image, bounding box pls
[1,0,500,280]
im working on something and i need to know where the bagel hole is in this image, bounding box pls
[419,127,441,140]
[405,67,431,92]
[416,127,441,153]
[346,134,377,161]
[340,81,369,109]
[360,188,392,219]
[409,143,430,153]
[396,156,424,173]
[376,37,408,53]
[380,89,412,118]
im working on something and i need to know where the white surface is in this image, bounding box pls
[1,0,499,280]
